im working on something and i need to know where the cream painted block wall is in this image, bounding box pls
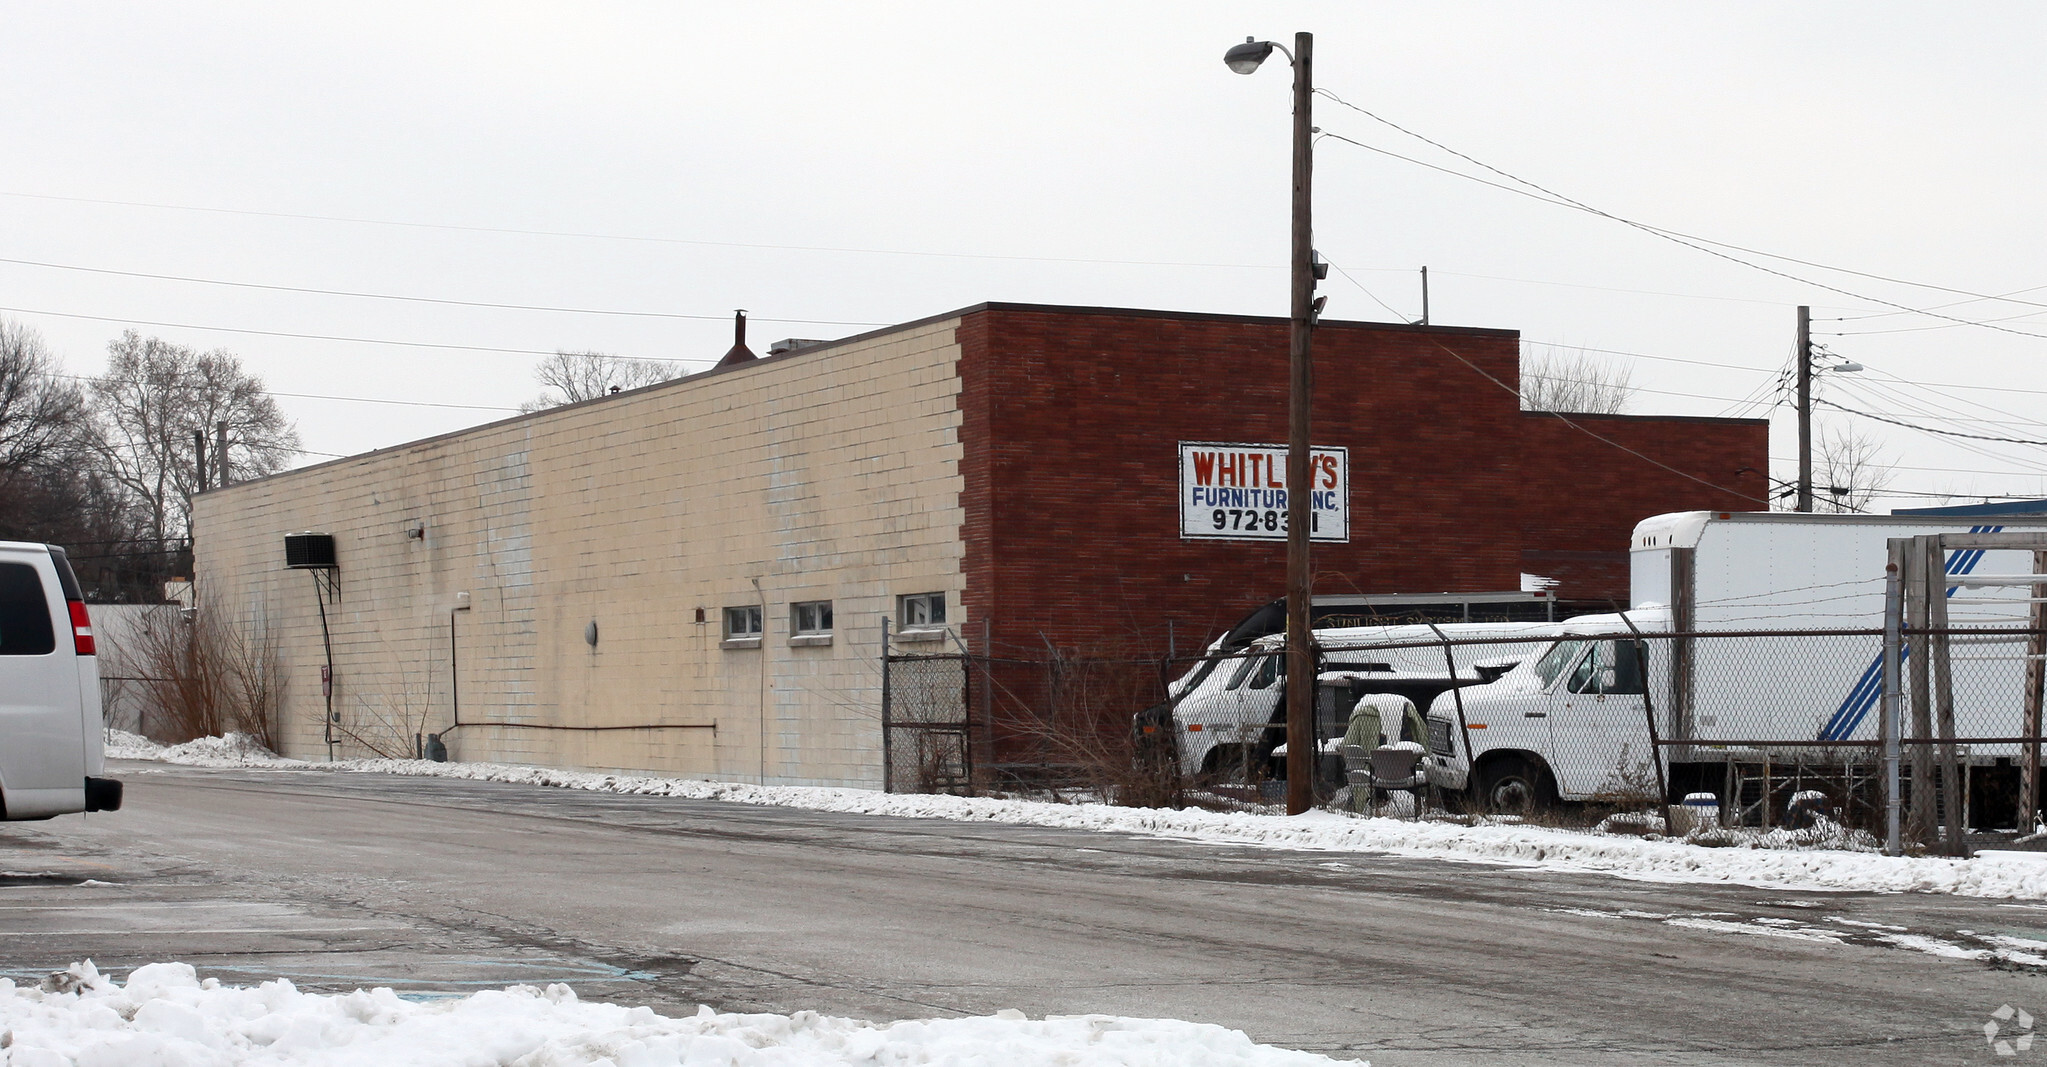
[191,320,966,787]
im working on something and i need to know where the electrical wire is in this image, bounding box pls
[1433,268,1795,308]
[1835,376,2047,450]
[1769,454,2047,479]
[0,254,889,327]
[1821,282,2047,322]
[1328,256,1768,505]
[1313,95,2047,339]
[1816,378,2047,478]
[1823,308,2047,336]
[45,372,520,414]
[1815,397,2047,447]
[1517,374,1761,407]
[0,189,1279,272]
[1317,90,2047,314]
[1324,262,1412,321]
[0,304,693,364]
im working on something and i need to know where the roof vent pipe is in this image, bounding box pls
[717,309,757,367]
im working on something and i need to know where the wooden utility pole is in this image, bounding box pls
[1795,305,1813,512]
[1283,29,1317,815]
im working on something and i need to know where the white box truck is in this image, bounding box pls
[1425,511,2047,812]
[0,541,121,819]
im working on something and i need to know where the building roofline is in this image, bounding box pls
[197,302,1519,497]
[1519,409,1770,428]
[959,301,1520,339]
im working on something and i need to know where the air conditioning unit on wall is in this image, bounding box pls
[284,533,338,569]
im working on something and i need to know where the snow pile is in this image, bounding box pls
[105,730,301,768]
[109,732,2047,900]
[0,961,1343,1067]
[1684,819,1880,853]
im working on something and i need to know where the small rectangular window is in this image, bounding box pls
[0,562,56,657]
[791,600,833,636]
[898,592,946,629]
[722,605,762,645]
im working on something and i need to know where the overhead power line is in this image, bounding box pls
[1,189,1947,319]
[0,304,694,365]
[0,189,1277,272]
[47,372,519,414]
[0,254,889,327]
[1816,397,2047,448]
[1313,92,2047,340]
[1326,254,1769,506]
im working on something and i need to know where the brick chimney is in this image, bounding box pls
[716,309,756,367]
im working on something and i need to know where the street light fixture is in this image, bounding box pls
[1224,37,1281,74]
[1225,31,1318,815]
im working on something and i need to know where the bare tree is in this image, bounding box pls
[125,605,283,749]
[1812,424,1895,514]
[1520,344,1634,415]
[519,350,682,412]
[88,332,300,544]
[0,321,155,584]
[0,319,87,475]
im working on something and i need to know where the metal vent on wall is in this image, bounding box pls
[285,533,338,569]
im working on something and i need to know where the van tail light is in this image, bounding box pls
[67,600,95,656]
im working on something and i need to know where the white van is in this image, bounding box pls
[1168,621,1563,780]
[1424,608,1665,810]
[0,542,120,819]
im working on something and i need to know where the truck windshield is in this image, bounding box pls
[1532,639,1586,689]
[1245,652,1284,690]
[1225,653,1266,691]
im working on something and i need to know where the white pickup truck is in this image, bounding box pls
[0,541,120,819]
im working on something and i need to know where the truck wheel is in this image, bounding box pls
[1479,757,1553,814]
[1198,745,1250,786]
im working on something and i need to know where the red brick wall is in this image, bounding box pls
[1514,413,1769,598]
[955,304,1766,660]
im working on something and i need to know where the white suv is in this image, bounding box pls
[0,541,120,819]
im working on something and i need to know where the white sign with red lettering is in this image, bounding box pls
[1178,442,1348,542]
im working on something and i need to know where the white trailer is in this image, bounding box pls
[1425,511,2047,811]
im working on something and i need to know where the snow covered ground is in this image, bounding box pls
[0,961,1344,1067]
[106,731,2047,901]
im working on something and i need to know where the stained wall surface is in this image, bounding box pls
[192,318,966,787]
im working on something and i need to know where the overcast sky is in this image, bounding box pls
[4,2,2044,515]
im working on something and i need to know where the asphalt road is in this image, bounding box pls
[5,761,2047,1065]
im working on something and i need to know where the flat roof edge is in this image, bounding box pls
[198,301,1526,499]
[1520,410,1770,427]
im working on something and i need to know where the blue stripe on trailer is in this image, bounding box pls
[1818,525,2003,740]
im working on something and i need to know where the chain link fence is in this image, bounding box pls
[878,621,2047,854]
[879,652,972,794]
